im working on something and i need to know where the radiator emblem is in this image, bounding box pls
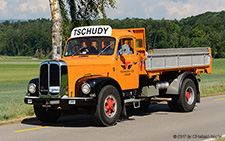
[49,86,60,93]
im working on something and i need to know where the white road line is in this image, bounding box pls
[203,134,225,141]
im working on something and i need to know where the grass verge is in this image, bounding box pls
[0,56,40,123]
[218,137,225,141]
[199,59,225,96]
[0,82,34,121]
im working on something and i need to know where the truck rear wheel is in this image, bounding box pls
[94,85,121,126]
[177,78,197,112]
[34,105,61,123]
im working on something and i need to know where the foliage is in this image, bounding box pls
[0,19,51,58]
[58,0,116,47]
[1,11,225,57]
[94,11,225,57]
[62,0,116,27]
[59,0,71,47]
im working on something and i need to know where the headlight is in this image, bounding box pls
[28,83,36,94]
[81,83,91,94]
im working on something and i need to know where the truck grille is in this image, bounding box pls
[50,64,60,86]
[39,61,68,97]
[40,64,49,95]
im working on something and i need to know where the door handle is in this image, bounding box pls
[133,62,137,64]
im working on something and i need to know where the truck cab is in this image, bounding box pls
[62,26,147,94]
[25,25,212,126]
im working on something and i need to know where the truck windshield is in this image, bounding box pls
[64,37,116,56]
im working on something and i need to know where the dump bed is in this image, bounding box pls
[145,47,211,73]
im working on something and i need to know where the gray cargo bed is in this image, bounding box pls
[145,47,211,71]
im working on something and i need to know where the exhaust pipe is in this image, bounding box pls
[155,81,169,90]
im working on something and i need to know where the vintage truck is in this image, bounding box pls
[24,25,212,126]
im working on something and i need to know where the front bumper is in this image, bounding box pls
[24,96,96,106]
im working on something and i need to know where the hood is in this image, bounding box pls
[60,56,114,77]
[59,56,115,97]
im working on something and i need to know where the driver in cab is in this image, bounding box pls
[85,39,98,54]
[101,40,114,55]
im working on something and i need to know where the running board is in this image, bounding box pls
[124,99,141,109]
[150,97,172,101]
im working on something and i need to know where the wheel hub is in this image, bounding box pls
[186,91,191,100]
[185,87,194,105]
[104,95,117,118]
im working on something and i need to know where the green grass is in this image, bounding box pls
[0,64,39,83]
[0,56,41,121]
[200,59,225,96]
[0,82,34,120]
[218,137,225,141]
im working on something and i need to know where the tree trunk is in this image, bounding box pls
[49,0,62,59]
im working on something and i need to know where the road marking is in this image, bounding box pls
[213,98,225,101]
[14,120,86,133]
[203,134,225,141]
[14,126,50,133]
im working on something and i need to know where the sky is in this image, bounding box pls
[0,0,225,20]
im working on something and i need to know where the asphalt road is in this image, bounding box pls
[1,95,225,141]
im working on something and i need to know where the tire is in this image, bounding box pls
[177,78,197,112]
[94,85,121,126]
[34,105,61,123]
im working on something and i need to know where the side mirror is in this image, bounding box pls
[118,49,123,55]
[116,48,122,60]
[117,47,123,56]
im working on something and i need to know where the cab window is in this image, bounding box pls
[64,37,116,56]
[118,38,134,55]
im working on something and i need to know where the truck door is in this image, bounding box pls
[116,37,139,90]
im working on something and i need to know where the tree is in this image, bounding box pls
[64,0,116,27]
[1,10,225,58]
[49,0,62,59]
[49,0,116,59]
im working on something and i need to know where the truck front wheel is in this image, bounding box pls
[94,85,121,126]
[34,105,61,123]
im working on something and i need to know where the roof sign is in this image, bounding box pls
[71,25,112,38]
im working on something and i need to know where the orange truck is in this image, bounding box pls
[25,25,212,126]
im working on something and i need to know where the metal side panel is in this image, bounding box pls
[152,47,209,54]
[145,47,211,71]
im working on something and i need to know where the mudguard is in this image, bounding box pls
[166,72,200,102]
[75,76,122,97]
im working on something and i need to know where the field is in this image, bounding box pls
[0,56,42,121]
[0,56,224,122]
[200,59,225,96]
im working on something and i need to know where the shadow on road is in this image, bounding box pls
[21,114,97,128]
[21,103,171,128]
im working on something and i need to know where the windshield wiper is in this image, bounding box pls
[98,42,114,56]
[71,46,85,57]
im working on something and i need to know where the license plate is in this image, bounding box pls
[50,100,60,105]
